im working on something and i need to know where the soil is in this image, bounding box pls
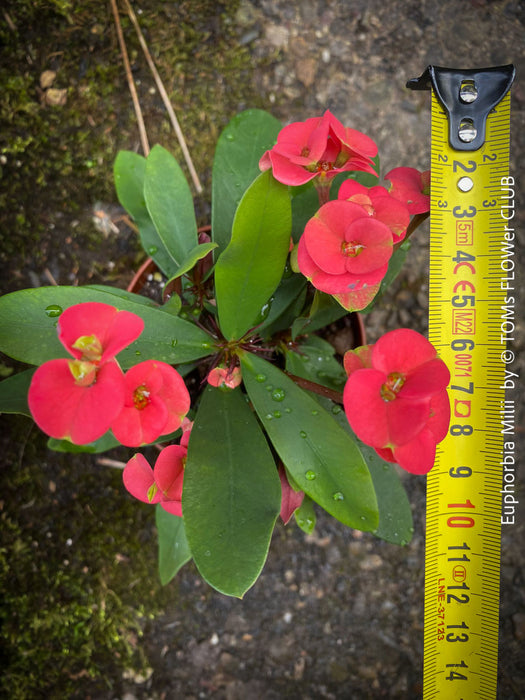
[1,1,524,699]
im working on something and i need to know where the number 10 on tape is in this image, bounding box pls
[408,65,515,699]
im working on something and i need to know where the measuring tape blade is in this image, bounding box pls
[409,65,515,699]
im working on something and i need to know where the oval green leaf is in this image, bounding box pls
[241,353,378,531]
[144,145,198,268]
[0,287,215,367]
[214,170,292,340]
[114,150,180,276]
[211,109,282,254]
[183,385,281,598]
[156,506,192,585]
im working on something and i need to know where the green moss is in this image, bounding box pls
[0,416,170,697]
[1,0,268,288]
[0,1,273,692]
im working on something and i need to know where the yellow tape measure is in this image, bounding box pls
[409,65,515,699]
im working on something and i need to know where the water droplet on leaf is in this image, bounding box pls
[333,492,344,501]
[271,388,286,402]
[331,405,342,414]
[45,304,63,318]
[255,374,266,383]
[273,410,281,419]
[148,246,158,255]
[305,470,316,480]
[299,430,307,438]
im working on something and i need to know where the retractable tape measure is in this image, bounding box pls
[408,65,516,699]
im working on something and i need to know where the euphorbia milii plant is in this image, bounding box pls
[0,107,446,598]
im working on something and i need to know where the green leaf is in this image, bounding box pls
[214,170,292,340]
[47,432,120,454]
[211,109,282,254]
[241,353,378,531]
[144,145,198,268]
[156,506,192,585]
[83,284,159,308]
[114,151,180,276]
[284,336,347,393]
[291,291,348,340]
[164,241,218,286]
[359,443,414,545]
[294,495,316,534]
[258,273,307,338]
[183,385,281,597]
[0,287,215,367]
[0,368,34,416]
[316,397,414,545]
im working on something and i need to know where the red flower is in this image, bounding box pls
[343,329,450,474]
[28,359,126,444]
[338,180,410,244]
[58,302,144,363]
[28,302,144,444]
[111,360,190,446]
[259,111,377,186]
[123,444,186,516]
[384,167,430,215]
[207,364,242,389]
[296,199,393,310]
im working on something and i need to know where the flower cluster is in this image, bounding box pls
[343,329,450,474]
[28,302,190,446]
[261,111,429,312]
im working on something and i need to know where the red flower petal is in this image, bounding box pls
[371,329,438,375]
[344,367,432,448]
[111,361,190,446]
[400,358,450,400]
[341,218,392,275]
[154,445,186,501]
[123,453,161,504]
[154,362,191,433]
[333,281,382,312]
[28,358,125,444]
[343,345,373,376]
[384,167,430,215]
[160,501,183,517]
[392,427,437,474]
[112,396,168,446]
[343,369,390,447]
[427,390,451,443]
[58,303,144,363]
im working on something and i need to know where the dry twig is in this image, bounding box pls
[122,0,203,194]
[110,0,150,155]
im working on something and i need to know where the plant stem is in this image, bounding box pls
[285,372,343,404]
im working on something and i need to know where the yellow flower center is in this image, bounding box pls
[342,240,365,257]
[380,372,405,402]
[133,385,151,410]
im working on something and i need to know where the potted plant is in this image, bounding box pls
[0,109,449,598]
